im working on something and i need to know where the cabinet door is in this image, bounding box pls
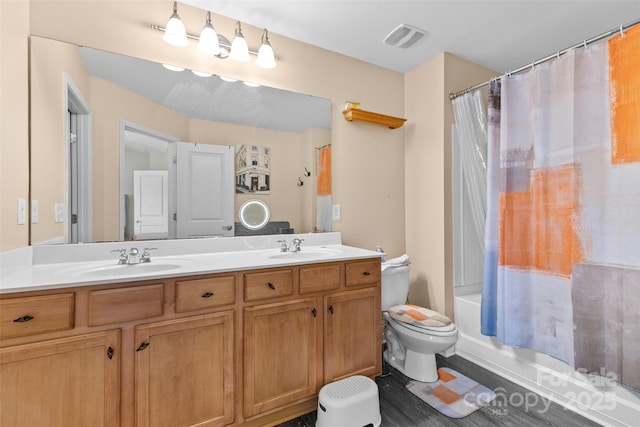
[324,288,381,382]
[135,312,234,427]
[0,330,120,427]
[244,298,318,417]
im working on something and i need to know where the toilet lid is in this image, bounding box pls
[387,304,454,332]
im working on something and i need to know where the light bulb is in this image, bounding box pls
[197,12,221,55]
[229,21,250,62]
[162,2,188,47]
[162,64,185,72]
[192,70,212,78]
[256,29,276,69]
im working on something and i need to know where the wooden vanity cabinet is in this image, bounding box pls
[0,257,381,427]
[134,311,235,427]
[241,259,381,421]
[324,288,380,382]
[0,329,121,427]
[243,298,318,417]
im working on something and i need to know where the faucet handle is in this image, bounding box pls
[277,240,288,252]
[141,247,157,263]
[110,248,128,264]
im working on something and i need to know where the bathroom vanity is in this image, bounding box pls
[0,234,382,426]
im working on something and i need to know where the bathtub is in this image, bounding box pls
[454,292,640,427]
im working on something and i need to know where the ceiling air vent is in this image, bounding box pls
[383,24,427,48]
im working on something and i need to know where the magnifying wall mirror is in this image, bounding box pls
[239,200,270,230]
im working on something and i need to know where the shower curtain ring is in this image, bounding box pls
[620,25,625,37]
[583,40,588,50]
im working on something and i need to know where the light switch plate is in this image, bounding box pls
[17,199,26,225]
[332,204,341,220]
[31,199,39,224]
[55,203,65,223]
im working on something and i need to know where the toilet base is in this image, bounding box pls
[383,348,439,383]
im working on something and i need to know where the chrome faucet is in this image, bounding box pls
[128,248,140,264]
[288,238,304,252]
[111,247,155,265]
[278,240,289,252]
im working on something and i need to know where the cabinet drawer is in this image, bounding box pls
[345,259,381,287]
[299,264,341,294]
[244,270,293,302]
[89,284,164,326]
[0,293,74,339]
[175,275,236,312]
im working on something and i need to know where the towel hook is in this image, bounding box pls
[304,167,311,177]
[297,177,304,187]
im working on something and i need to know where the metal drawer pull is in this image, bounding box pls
[136,342,150,352]
[363,271,371,276]
[201,292,214,298]
[107,347,114,360]
[312,308,317,317]
[267,282,276,290]
[328,305,334,314]
[13,315,34,323]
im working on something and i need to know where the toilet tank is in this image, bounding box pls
[381,266,410,310]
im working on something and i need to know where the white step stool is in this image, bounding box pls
[316,375,381,427]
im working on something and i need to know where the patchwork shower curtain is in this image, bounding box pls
[482,26,640,391]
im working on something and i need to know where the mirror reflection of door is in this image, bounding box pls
[66,76,92,244]
[174,143,234,238]
[121,123,234,240]
[133,170,169,240]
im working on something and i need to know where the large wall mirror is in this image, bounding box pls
[29,36,331,245]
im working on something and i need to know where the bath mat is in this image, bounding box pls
[405,368,495,418]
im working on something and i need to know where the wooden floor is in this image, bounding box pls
[277,354,602,427]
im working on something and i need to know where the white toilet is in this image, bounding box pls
[381,265,458,383]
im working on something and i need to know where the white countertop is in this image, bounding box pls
[0,233,382,294]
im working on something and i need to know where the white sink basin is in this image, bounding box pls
[65,259,196,278]
[260,248,343,261]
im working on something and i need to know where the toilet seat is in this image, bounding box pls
[387,304,453,330]
[386,314,457,336]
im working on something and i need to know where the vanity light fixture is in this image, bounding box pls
[155,3,276,68]
[255,29,276,69]
[162,1,188,47]
[229,21,250,62]
[197,11,221,55]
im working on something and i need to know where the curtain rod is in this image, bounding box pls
[449,18,640,101]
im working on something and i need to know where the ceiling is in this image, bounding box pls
[182,0,640,74]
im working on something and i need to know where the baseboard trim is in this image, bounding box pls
[456,331,639,427]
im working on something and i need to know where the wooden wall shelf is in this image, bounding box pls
[342,108,407,129]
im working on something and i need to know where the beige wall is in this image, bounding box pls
[0,1,30,251]
[5,0,498,322]
[30,37,92,244]
[404,53,496,318]
[27,0,407,256]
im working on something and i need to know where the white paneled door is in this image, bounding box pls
[175,143,234,238]
[133,170,169,240]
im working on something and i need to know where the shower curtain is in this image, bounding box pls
[482,26,640,392]
[452,91,488,252]
[315,145,332,233]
